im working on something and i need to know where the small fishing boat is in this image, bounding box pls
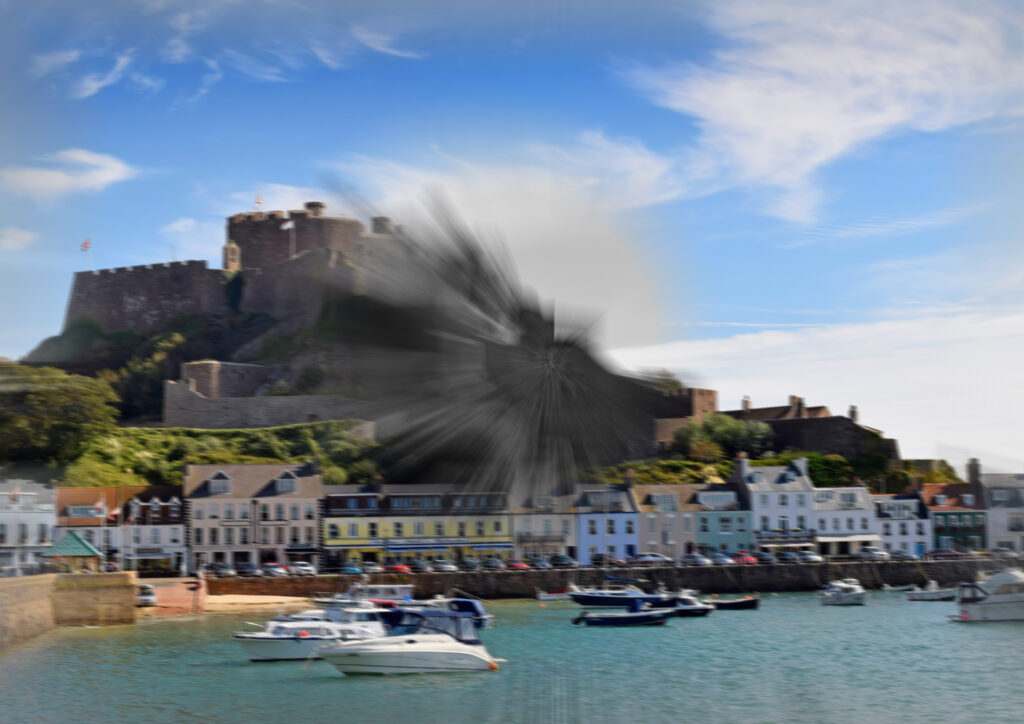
[704,595,760,610]
[672,591,714,617]
[907,579,956,601]
[318,609,502,674]
[820,579,867,606]
[572,599,675,627]
[536,586,572,601]
[568,577,682,608]
[880,583,916,592]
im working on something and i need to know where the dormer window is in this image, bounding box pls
[934,494,947,506]
[962,494,975,507]
[208,471,231,495]
[748,472,764,484]
[275,470,297,494]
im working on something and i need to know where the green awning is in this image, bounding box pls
[43,531,102,557]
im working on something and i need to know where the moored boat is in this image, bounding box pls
[318,609,501,674]
[536,586,572,601]
[234,607,389,662]
[672,591,715,617]
[907,580,956,601]
[955,568,1024,621]
[572,599,674,626]
[820,579,867,606]
[705,595,760,610]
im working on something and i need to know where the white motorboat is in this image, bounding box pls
[318,609,501,674]
[880,583,915,592]
[820,579,867,606]
[956,568,1024,621]
[536,586,572,601]
[311,582,452,610]
[907,579,956,601]
[671,591,715,617]
[234,607,389,661]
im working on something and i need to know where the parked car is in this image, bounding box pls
[290,562,317,576]
[858,546,890,561]
[928,547,969,559]
[753,551,776,565]
[480,558,506,571]
[430,559,459,572]
[629,552,675,567]
[888,550,920,561]
[708,552,733,565]
[406,560,432,573]
[262,563,289,577]
[731,551,758,565]
[777,551,802,564]
[797,550,824,563]
[385,562,412,574]
[236,562,263,577]
[360,562,385,574]
[504,560,530,570]
[204,563,237,578]
[549,555,579,569]
[524,557,552,570]
[458,558,480,571]
[989,547,1018,559]
[136,584,156,607]
[680,553,712,567]
[590,553,627,567]
[339,563,365,574]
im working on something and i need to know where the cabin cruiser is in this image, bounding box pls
[567,582,682,608]
[311,583,450,610]
[572,599,675,627]
[234,606,389,661]
[668,590,714,617]
[318,609,501,674]
[820,579,867,606]
[956,567,1024,621]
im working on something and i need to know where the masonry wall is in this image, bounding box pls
[182,361,269,398]
[64,261,230,333]
[227,211,367,272]
[162,380,375,431]
[52,572,137,626]
[0,574,55,650]
[768,416,900,461]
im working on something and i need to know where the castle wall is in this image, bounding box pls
[64,261,229,333]
[162,379,374,435]
[226,210,367,272]
[767,416,900,462]
[181,361,269,398]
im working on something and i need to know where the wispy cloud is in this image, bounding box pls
[160,217,196,234]
[130,72,165,95]
[0,227,39,251]
[350,24,423,59]
[0,149,138,202]
[180,58,223,105]
[223,49,287,82]
[71,51,135,99]
[30,50,81,78]
[622,0,1024,222]
[786,202,990,248]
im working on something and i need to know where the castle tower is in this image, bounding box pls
[223,240,241,272]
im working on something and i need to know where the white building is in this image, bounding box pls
[122,487,188,574]
[873,493,931,556]
[811,486,883,555]
[511,490,579,561]
[575,487,638,563]
[0,480,56,575]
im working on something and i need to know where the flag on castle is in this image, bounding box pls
[281,220,295,231]
[254,192,262,208]
[81,238,91,252]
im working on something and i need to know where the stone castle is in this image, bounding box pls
[63,202,397,337]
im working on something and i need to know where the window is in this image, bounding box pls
[103,529,111,547]
[414,522,424,537]
[224,528,233,545]
[457,522,466,536]
[861,518,869,530]
[193,504,204,520]
[367,498,377,509]
[661,529,670,545]
[899,522,908,536]
[305,527,314,543]
[260,504,269,521]
[494,520,502,534]
[650,493,679,512]
[275,527,284,544]
[963,494,975,507]
[720,517,732,533]
[797,494,806,506]
[476,521,485,536]
[346,498,357,509]
[737,517,746,532]
[607,518,616,535]
[209,477,230,495]
[240,529,249,545]
[151,528,160,544]
[434,522,444,536]
[394,522,404,537]
[543,519,552,534]
[453,496,463,508]
[225,504,234,520]
[0,523,7,544]
[328,524,339,538]
[305,504,315,520]
[700,517,709,533]
[261,528,269,544]
[648,516,656,533]
[796,516,805,530]
[37,523,48,543]
[169,503,181,518]
[760,494,769,506]
[349,523,358,537]
[917,522,925,535]
[778,516,788,532]
[760,516,768,531]
[992,489,1008,503]
[240,503,249,519]
[846,518,854,530]
[290,505,299,520]
[779,494,788,507]
[290,527,299,544]
[588,519,597,535]
[833,518,840,531]
[209,528,219,545]
[883,522,891,536]
[818,519,826,531]
[275,504,285,521]
[209,503,220,519]
[626,519,635,535]
[368,523,378,537]
[561,520,570,535]
[276,477,296,494]
[934,494,947,506]
[133,528,141,544]
[194,528,203,545]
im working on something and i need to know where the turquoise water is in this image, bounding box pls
[1,594,1022,724]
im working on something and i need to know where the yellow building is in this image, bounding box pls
[321,484,512,565]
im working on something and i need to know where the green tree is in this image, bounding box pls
[672,413,774,460]
[690,439,725,462]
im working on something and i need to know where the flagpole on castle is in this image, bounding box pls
[81,238,92,271]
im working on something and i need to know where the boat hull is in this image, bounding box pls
[320,646,496,674]
[907,590,956,601]
[958,600,1024,621]
[572,610,674,626]
[673,606,713,617]
[234,635,336,662]
[821,593,867,606]
[708,598,759,610]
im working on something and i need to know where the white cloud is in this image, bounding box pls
[0,227,39,251]
[623,0,1024,221]
[160,217,197,233]
[156,216,221,264]
[71,51,135,98]
[223,49,287,82]
[162,37,192,64]
[30,50,81,78]
[130,72,165,95]
[0,149,138,202]
[333,154,662,349]
[787,203,990,248]
[350,24,423,59]
[180,58,223,104]
[606,310,1024,467]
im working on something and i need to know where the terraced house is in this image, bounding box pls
[321,484,512,566]
[970,458,1024,552]
[921,481,987,552]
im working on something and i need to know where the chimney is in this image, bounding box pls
[371,216,392,234]
[622,468,635,488]
[967,458,980,485]
[793,456,809,478]
[734,452,750,481]
[741,395,751,411]
[848,405,858,423]
[305,201,325,217]
[795,396,806,418]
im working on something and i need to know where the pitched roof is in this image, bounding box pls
[43,530,102,558]
[920,483,982,511]
[632,484,708,513]
[0,480,55,504]
[734,464,815,492]
[56,486,148,526]
[721,404,831,421]
[183,464,322,499]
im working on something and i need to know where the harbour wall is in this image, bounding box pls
[0,573,137,650]
[205,559,1009,598]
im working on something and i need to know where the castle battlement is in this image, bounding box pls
[80,260,209,277]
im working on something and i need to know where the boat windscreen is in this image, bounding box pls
[390,612,481,644]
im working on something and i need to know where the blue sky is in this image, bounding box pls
[2,0,1024,470]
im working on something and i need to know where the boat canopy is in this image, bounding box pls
[388,609,481,645]
[446,598,490,618]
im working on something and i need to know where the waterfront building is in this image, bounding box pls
[321,483,512,566]
[56,486,146,565]
[632,484,703,560]
[575,486,638,563]
[0,480,56,575]
[121,486,187,574]
[921,482,987,551]
[510,490,578,561]
[693,484,754,555]
[969,458,1024,551]
[872,493,931,556]
[810,485,883,556]
[733,455,817,554]
[183,464,323,570]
